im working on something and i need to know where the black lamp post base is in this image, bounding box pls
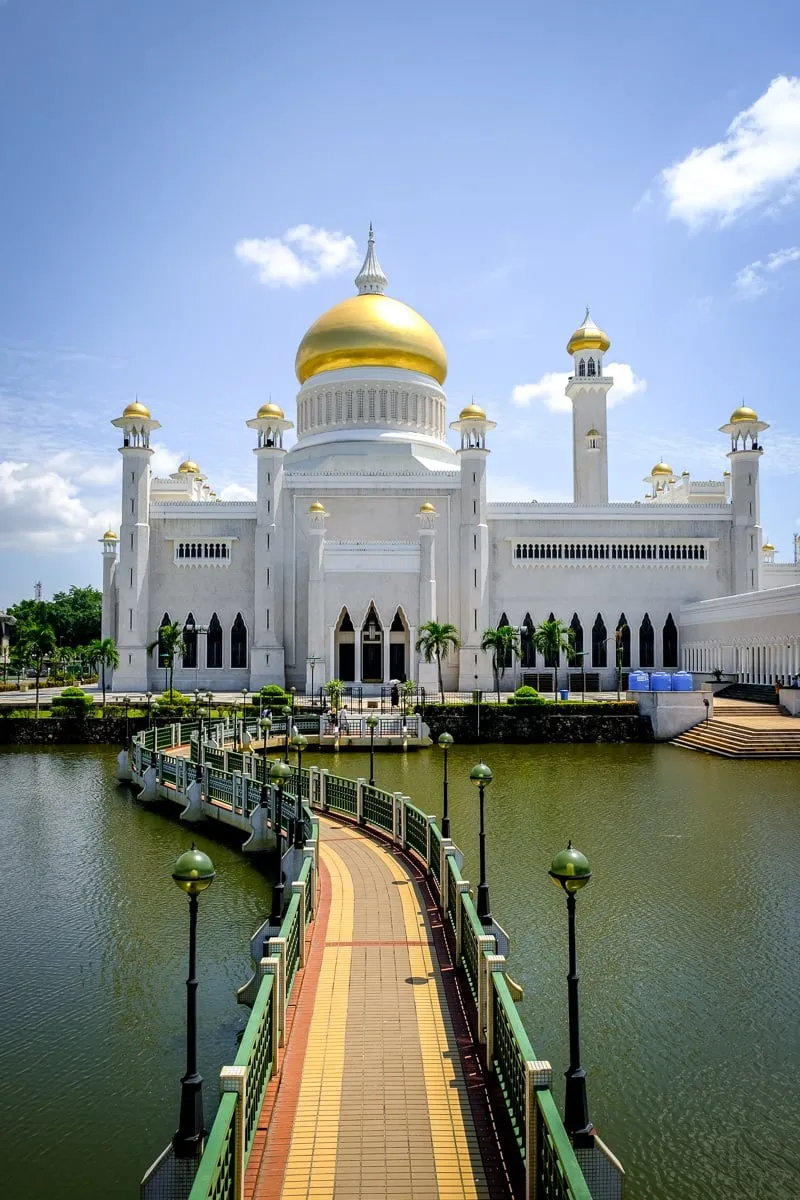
[564,1066,594,1147]
[441,816,450,839]
[476,882,492,927]
[172,1073,206,1159]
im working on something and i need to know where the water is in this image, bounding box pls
[1,743,798,1198]
[0,745,271,1200]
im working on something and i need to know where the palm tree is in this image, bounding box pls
[532,618,574,695]
[88,637,120,711]
[19,621,57,718]
[480,625,520,702]
[146,622,185,696]
[415,621,461,703]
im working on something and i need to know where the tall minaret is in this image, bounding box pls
[720,404,769,594]
[110,400,160,689]
[450,403,497,691]
[305,502,328,693]
[246,401,294,688]
[565,309,612,505]
[99,530,119,646]
[416,503,438,688]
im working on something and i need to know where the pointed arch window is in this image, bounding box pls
[521,613,536,668]
[183,612,197,669]
[207,613,223,669]
[543,612,560,668]
[587,357,596,376]
[498,612,514,668]
[361,604,383,683]
[616,614,631,669]
[592,614,607,667]
[231,613,248,669]
[639,614,655,668]
[336,609,356,682]
[157,613,172,668]
[568,613,583,667]
[663,613,678,668]
[578,359,586,377]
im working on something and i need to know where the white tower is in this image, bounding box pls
[720,405,769,594]
[565,309,612,505]
[110,400,160,689]
[246,401,294,688]
[99,530,118,646]
[450,403,497,691]
[416,502,438,687]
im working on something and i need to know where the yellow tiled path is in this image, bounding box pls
[254,817,490,1200]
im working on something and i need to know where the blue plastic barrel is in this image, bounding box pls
[671,671,693,691]
[628,671,650,691]
[650,672,671,691]
[559,688,569,701]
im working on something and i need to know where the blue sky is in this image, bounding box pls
[1,0,799,606]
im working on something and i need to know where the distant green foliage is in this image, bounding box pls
[8,587,101,649]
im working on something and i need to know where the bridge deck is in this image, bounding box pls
[246,817,509,1200]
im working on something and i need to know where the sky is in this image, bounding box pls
[1,0,799,607]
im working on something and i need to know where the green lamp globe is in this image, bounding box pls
[469,762,493,787]
[366,714,378,729]
[172,846,216,895]
[438,732,454,749]
[260,716,272,732]
[291,732,309,751]
[549,842,592,892]
[269,760,293,784]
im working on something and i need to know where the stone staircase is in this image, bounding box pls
[715,683,780,705]
[672,700,800,758]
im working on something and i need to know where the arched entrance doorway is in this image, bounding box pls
[389,609,409,682]
[335,609,355,682]
[361,604,383,683]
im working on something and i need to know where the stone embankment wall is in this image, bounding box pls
[420,704,653,743]
[0,717,154,746]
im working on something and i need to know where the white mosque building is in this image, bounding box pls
[102,229,800,695]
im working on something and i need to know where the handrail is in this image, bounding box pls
[187,1091,237,1200]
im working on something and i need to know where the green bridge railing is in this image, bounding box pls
[131,723,622,1200]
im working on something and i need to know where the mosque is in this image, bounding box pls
[101,229,800,695]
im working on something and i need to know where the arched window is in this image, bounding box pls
[592,614,607,667]
[663,613,678,668]
[183,613,197,669]
[231,613,248,669]
[543,612,560,668]
[578,359,586,377]
[361,604,383,683]
[521,613,536,668]
[207,613,223,669]
[497,613,514,668]
[587,357,596,376]
[569,613,583,667]
[616,614,631,669]
[336,609,355,682]
[639,613,655,669]
[157,613,172,668]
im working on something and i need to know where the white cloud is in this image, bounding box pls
[217,483,257,502]
[0,461,108,549]
[150,443,183,476]
[511,363,646,414]
[235,224,360,288]
[734,245,800,298]
[660,76,800,227]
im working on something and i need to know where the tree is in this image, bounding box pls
[18,620,57,718]
[88,637,120,711]
[532,618,574,693]
[480,625,520,702]
[415,621,461,704]
[147,622,185,695]
[50,586,102,647]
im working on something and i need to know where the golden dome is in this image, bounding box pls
[459,403,486,420]
[567,308,610,355]
[257,401,285,420]
[761,541,775,552]
[123,400,151,420]
[102,529,118,540]
[586,427,600,437]
[178,459,200,474]
[308,500,327,513]
[651,461,674,477]
[295,293,447,385]
[730,405,758,423]
[419,501,436,514]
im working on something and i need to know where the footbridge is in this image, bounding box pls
[130,722,624,1200]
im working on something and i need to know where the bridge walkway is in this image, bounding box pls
[246,816,510,1200]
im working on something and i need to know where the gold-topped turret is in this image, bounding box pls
[567,307,611,355]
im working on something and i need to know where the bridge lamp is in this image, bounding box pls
[469,762,493,927]
[437,732,454,838]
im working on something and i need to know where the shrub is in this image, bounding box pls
[51,686,95,718]
[258,684,290,709]
[508,685,546,706]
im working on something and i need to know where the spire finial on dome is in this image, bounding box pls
[355,224,388,295]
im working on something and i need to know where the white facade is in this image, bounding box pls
[103,237,799,694]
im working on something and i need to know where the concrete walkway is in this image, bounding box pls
[247,817,509,1200]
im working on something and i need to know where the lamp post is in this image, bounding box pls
[291,732,308,848]
[205,691,213,726]
[438,732,453,838]
[307,655,322,702]
[171,845,216,1158]
[194,688,200,720]
[469,762,493,927]
[366,714,378,786]
[289,685,296,713]
[269,760,293,922]
[259,716,272,797]
[121,696,129,746]
[241,688,249,744]
[549,842,594,1148]
[281,705,292,762]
